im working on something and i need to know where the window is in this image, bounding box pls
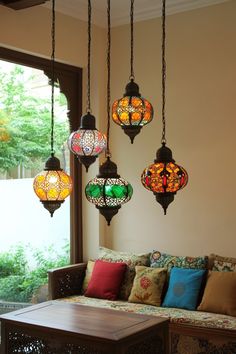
[0,48,83,263]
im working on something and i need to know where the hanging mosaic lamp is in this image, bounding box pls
[141,0,188,214]
[141,143,188,214]
[85,0,133,225]
[112,0,153,144]
[68,0,106,171]
[68,112,106,172]
[33,0,72,216]
[33,154,72,216]
[85,157,133,225]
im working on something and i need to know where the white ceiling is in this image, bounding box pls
[42,0,230,27]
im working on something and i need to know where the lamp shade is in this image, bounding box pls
[85,158,133,225]
[112,80,153,143]
[141,144,188,214]
[68,112,107,171]
[33,155,72,216]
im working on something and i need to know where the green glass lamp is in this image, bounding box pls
[85,0,133,225]
[85,157,133,225]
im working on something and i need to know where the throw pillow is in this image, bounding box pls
[209,254,236,272]
[198,271,236,316]
[150,250,207,273]
[162,267,206,310]
[98,247,150,300]
[128,266,167,306]
[81,260,95,293]
[208,254,236,270]
[85,260,127,301]
[212,260,236,272]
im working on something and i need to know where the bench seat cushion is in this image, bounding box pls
[59,295,236,331]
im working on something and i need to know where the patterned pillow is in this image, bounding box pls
[82,260,95,293]
[208,253,236,271]
[150,250,207,273]
[128,266,167,306]
[212,260,236,272]
[98,247,150,300]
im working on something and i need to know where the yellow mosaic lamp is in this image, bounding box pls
[33,154,72,217]
[33,0,72,216]
[112,0,153,143]
[112,80,153,143]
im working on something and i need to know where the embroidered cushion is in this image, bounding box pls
[85,260,126,301]
[98,247,150,300]
[150,250,207,273]
[198,271,236,316]
[128,266,167,306]
[208,254,236,270]
[162,267,206,310]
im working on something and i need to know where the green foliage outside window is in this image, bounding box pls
[0,65,69,172]
[0,243,69,303]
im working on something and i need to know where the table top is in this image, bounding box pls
[0,301,168,341]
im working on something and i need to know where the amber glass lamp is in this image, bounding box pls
[33,155,72,216]
[68,0,106,171]
[112,0,153,143]
[141,143,188,214]
[33,0,72,216]
[141,0,188,214]
[85,0,133,225]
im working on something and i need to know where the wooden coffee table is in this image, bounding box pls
[0,301,169,354]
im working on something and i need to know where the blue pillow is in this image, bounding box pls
[162,267,206,310]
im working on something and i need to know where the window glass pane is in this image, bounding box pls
[0,60,70,313]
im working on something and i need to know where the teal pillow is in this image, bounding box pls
[162,267,206,310]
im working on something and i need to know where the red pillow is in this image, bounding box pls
[85,260,126,300]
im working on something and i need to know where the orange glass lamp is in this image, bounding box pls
[33,0,72,216]
[141,0,188,214]
[141,144,188,214]
[112,80,153,143]
[112,0,153,144]
[33,155,72,217]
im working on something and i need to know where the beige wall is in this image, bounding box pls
[1,1,236,260]
[106,0,236,257]
[0,4,106,260]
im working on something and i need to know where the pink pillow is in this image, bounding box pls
[85,260,126,300]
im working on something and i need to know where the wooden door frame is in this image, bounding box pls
[0,46,83,263]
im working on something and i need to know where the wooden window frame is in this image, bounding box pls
[0,47,83,263]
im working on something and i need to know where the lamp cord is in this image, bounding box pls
[161,0,166,145]
[51,0,55,155]
[106,0,111,157]
[87,0,91,113]
[130,0,135,80]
